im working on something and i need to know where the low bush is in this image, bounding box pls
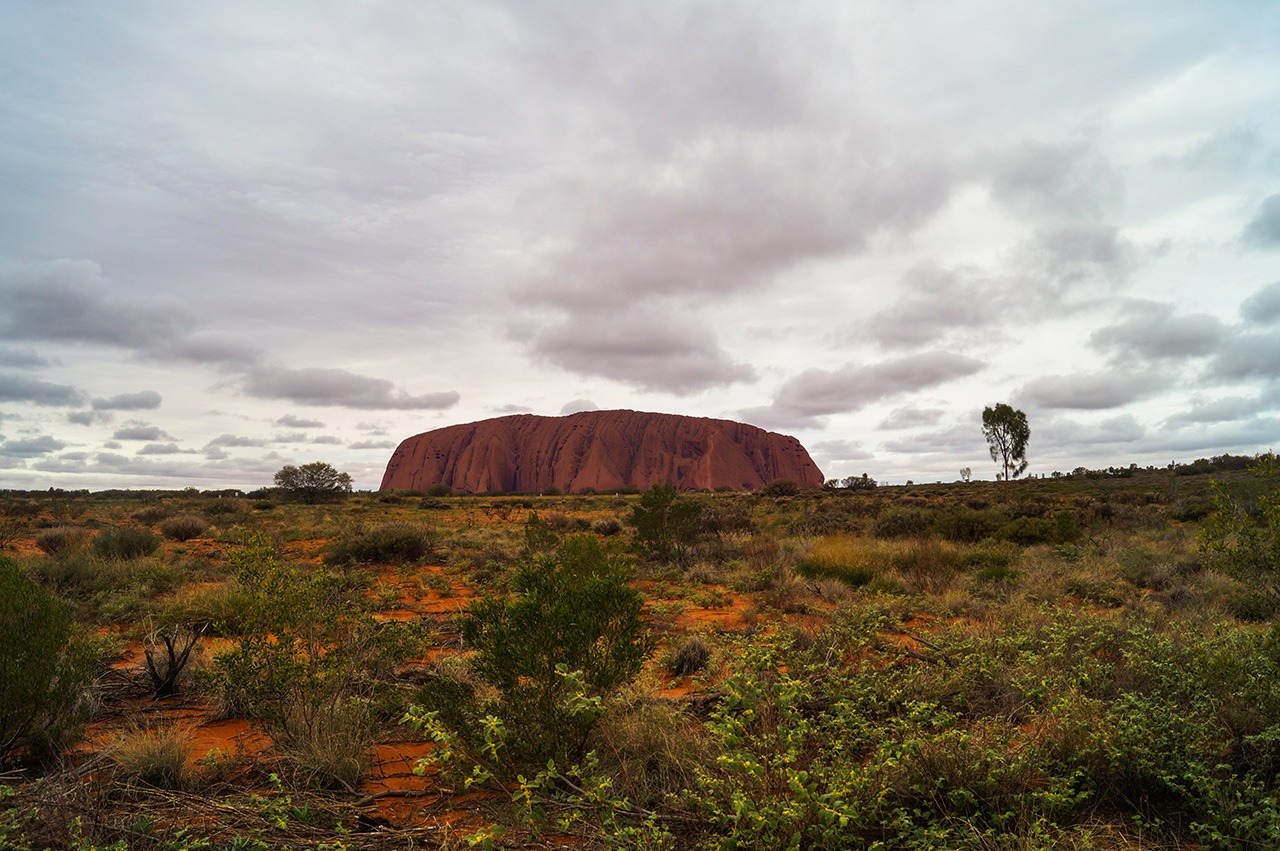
[34,526,90,557]
[323,522,437,566]
[92,527,159,560]
[131,506,170,524]
[872,506,934,538]
[795,535,879,587]
[0,557,96,764]
[158,515,208,542]
[591,517,623,536]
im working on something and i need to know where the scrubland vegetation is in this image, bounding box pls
[2,456,1279,849]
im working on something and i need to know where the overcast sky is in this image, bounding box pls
[2,1,1279,490]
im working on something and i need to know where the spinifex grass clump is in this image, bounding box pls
[92,526,159,560]
[795,534,882,587]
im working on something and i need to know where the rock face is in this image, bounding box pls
[380,410,824,494]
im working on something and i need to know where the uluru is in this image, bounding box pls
[379,410,824,494]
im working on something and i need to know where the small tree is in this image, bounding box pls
[982,404,1030,482]
[273,461,353,504]
[631,484,703,563]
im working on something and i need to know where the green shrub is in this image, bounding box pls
[996,515,1057,545]
[0,557,96,764]
[425,484,453,497]
[92,526,159,560]
[631,484,702,564]
[208,535,417,787]
[323,522,437,566]
[934,506,1007,542]
[1200,453,1280,605]
[33,526,90,557]
[872,506,934,538]
[158,515,208,542]
[414,535,650,772]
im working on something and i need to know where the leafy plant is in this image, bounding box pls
[1200,453,1280,605]
[0,557,96,764]
[631,484,702,564]
[417,535,651,772]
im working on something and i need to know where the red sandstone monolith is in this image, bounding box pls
[379,410,823,493]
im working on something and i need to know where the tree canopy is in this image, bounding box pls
[982,403,1030,482]
[273,461,353,503]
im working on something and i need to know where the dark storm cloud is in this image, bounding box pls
[112,424,171,441]
[0,373,86,406]
[276,415,326,428]
[879,406,945,430]
[529,312,756,395]
[746,352,984,429]
[0,346,50,369]
[242,366,460,410]
[1241,281,1280,324]
[1090,302,1224,361]
[0,435,67,457]
[1019,371,1169,410]
[92,390,163,411]
[1243,193,1280,247]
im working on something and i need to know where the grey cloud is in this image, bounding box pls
[311,435,343,445]
[1210,333,1280,380]
[867,225,1135,349]
[67,410,109,426]
[204,434,267,449]
[1090,302,1224,360]
[269,432,308,444]
[560,399,599,415]
[1243,193,1280,247]
[1036,414,1146,446]
[203,447,229,460]
[0,346,51,369]
[137,443,194,456]
[349,439,396,450]
[882,424,976,455]
[530,312,756,395]
[102,441,121,449]
[493,404,533,415]
[1241,281,1280,324]
[0,373,87,407]
[879,406,945,430]
[989,140,1120,221]
[0,435,67,457]
[92,390,162,411]
[1166,395,1268,425]
[865,264,993,348]
[243,366,460,410]
[1019,371,1169,410]
[0,261,260,367]
[0,260,188,348]
[277,414,326,428]
[810,439,875,463]
[747,352,984,428]
[112,424,170,441]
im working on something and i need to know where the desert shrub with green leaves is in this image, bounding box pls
[323,521,437,566]
[208,534,420,788]
[0,557,96,765]
[410,534,650,773]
